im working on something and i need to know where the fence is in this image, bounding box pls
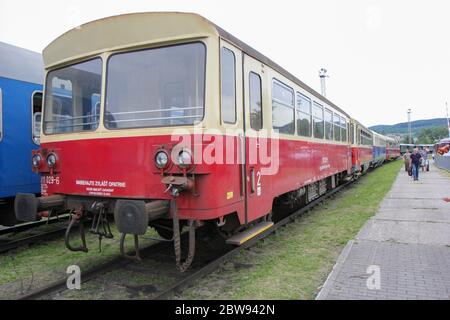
[435,155,450,171]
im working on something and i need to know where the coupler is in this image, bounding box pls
[14,193,65,222]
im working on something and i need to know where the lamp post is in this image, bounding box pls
[407,108,412,144]
[319,68,328,97]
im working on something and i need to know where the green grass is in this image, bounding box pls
[0,225,157,298]
[177,160,403,300]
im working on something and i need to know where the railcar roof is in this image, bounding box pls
[0,41,43,84]
[43,12,350,118]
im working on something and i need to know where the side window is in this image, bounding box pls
[221,47,236,124]
[313,102,324,139]
[296,93,311,137]
[324,109,333,140]
[32,91,43,144]
[249,72,263,130]
[0,88,2,141]
[272,79,295,134]
[350,123,355,144]
[340,117,347,142]
[334,113,341,141]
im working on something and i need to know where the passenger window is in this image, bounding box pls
[340,117,347,142]
[313,102,324,139]
[334,113,341,141]
[221,47,236,124]
[249,72,263,131]
[296,93,311,137]
[324,109,333,140]
[272,79,294,134]
[32,91,43,144]
[0,88,2,142]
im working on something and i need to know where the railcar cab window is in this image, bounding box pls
[324,109,333,140]
[297,92,312,137]
[32,91,43,144]
[272,79,294,134]
[43,58,102,134]
[313,102,324,139]
[221,47,236,124]
[334,113,341,141]
[105,42,206,129]
[249,72,262,130]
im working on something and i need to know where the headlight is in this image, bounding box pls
[178,150,192,168]
[47,153,57,167]
[155,151,169,169]
[32,154,42,168]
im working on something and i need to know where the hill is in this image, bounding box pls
[369,118,447,135]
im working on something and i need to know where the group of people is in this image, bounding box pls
[403,147,430,181]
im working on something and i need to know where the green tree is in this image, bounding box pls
[416,127,448,144]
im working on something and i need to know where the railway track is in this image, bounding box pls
[16,177,356,300]
[0,215,69,237]
[0,216,71,254]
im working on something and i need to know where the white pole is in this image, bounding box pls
[446,102,450,138]
[319,68,328,97]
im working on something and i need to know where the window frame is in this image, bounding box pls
[296,92,312,137]
[334,113,341,141]
[313,101,324,139]
[249,71,263,131]
[340,117,347,142]
[104,41,207,131]
[324,108,333,140]
[221,46,237,125]
[31,90,43,145]
[271,78,295,135]
[44,57,103,135]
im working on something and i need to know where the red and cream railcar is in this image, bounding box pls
[386,137,400,161]
[15,13,353,269]
[349,119,373,174]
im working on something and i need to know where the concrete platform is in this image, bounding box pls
[317,162,450,300]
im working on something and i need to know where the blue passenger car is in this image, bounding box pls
[371,131,387,167]
[0,42,43,225]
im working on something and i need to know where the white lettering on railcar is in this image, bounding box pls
[75,179,126,196]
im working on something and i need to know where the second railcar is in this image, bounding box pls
[0,42,43,226]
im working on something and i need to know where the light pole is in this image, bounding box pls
[407,108,412,144]
[319,68,329,97]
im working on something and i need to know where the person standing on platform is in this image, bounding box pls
[404,149,411,173]
[409,148,422,181]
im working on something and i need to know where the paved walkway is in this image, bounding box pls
[317,163,450,300]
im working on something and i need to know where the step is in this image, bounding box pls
[226,221,274,246]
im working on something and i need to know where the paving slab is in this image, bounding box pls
[317,162,450,300]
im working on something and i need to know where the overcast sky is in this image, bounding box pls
[1,0,449,127]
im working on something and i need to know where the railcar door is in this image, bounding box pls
[242,54,273,223]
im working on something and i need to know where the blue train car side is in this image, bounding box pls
[0,42,43,225]
[371,131,387,167]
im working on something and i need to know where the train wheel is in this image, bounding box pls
[151,220,183,240]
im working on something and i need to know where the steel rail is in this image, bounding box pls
[0,215,69,237]
[0,227,68,254]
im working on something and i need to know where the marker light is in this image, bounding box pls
[32,154,42,168]
[155,151,169,169]
[47,153,57,168]
[178,150,192,169]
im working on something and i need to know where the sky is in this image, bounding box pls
[1,0,449,127]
